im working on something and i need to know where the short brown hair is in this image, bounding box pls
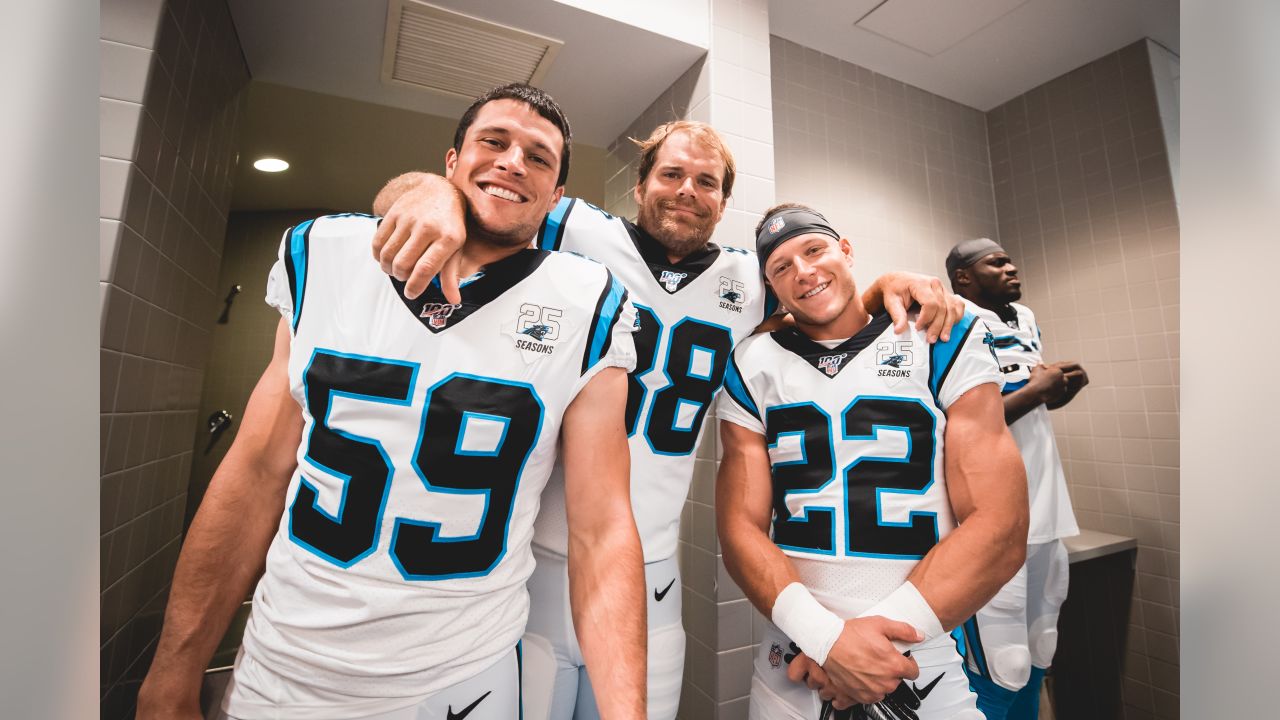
[631,121,736,198]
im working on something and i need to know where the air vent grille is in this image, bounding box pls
[382,0,563,99]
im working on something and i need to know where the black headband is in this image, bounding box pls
[755,208,840,270]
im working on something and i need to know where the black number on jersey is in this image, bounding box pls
[289,351,543,579]
[842,397,938,558]
[626,306,734,455]
[765,403,836,554]
[765,395,939,559]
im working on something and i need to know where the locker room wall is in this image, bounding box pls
[987,41,1180,719]
[99,0,250,716]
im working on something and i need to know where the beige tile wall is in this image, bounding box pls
[986,41,1180,720]
[99,0,248,716]
[770,36,998,283]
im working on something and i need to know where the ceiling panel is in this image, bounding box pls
[855,0,1031,57]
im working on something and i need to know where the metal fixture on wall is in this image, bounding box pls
[218,284,242,324]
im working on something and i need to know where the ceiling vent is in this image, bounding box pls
[381,0,563,99]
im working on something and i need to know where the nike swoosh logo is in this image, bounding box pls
[447,690,491,720]
[913,672,944,700]
[654,578,676,601]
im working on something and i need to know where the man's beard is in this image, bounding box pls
[637,199,715,259]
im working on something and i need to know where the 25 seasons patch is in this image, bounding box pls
[717,276,747,313]
[872,339,916,387]
[510,302,563,361]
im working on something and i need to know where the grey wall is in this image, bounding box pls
[99,0,248,716]
[986,41,1180,719]
[770,35,998,282]
[184,210,325,521]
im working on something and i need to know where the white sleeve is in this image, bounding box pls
[933,314,1002,411]
[715,352,766,435]
[570,274,638,399]
[265,227,296,324]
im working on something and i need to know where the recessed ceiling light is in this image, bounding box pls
[253,158,289,172]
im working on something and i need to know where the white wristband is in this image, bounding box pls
[857,581,944,653]
[771,582,845,666]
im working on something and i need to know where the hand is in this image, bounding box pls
[820,616,922,705]
[371,174,467,302]
[1048,361,1088,408]
[786,652,857,711]
[1026,363,1069,405]
[870,272,964,344]
[136,671,202,720]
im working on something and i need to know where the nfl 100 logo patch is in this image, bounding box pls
[818,352,849,377]
[659,270,688,293]
[419,302,461,330]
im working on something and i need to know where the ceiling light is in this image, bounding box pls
[253,158,289,172]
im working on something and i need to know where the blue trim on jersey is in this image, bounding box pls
[722,356,759,419]
[929,311,978,403]
[454,411,511,457]
[288,348,419,569]
[686,344,715,381]
[288,219,314,331]
[1001,378,1029,395]
[671,398,703,432]
[627,303,662,439]
[766,401,838,557]
[538,196,574,251]
[394,373,546,581]
[586,274,627,371]
[763,286,780,323]
[642,316,734,457]
[840,395,939,560]
[768,430,808,467]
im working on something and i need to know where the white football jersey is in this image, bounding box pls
[531,198,773,562]
[718,311,1000,629]
[237,214,637,713]
[961,299,1078,542]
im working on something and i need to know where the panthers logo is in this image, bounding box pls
[520,324,553,341]
[721,289,743,303]
[880,354,907,368]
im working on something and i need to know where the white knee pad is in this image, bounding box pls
[989,645,1032,691]
[1030,625,1059,668]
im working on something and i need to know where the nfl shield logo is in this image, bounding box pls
[768,216,785,234]
[420,302,460,329]
[768,643,783,669]
[818,353,847,377]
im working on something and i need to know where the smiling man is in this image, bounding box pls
[369,122,968,720]
[717,204,1029,719]
[136,84,647,720]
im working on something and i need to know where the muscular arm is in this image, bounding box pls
[562,367,647,720]
[716,420,919,706]
[137,320,302,718]
[371,171,467,301]
[906,383,1028,630]
[860,272,967,343]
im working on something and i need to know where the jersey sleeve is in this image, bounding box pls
[928,312,1001,411]
[715,350,766,435]
[265,219,316,330]
[571,269,638,397]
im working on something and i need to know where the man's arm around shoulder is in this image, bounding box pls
[137,320,303,719]
[561,367,646,720]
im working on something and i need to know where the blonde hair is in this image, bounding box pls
[631,120,736,198]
